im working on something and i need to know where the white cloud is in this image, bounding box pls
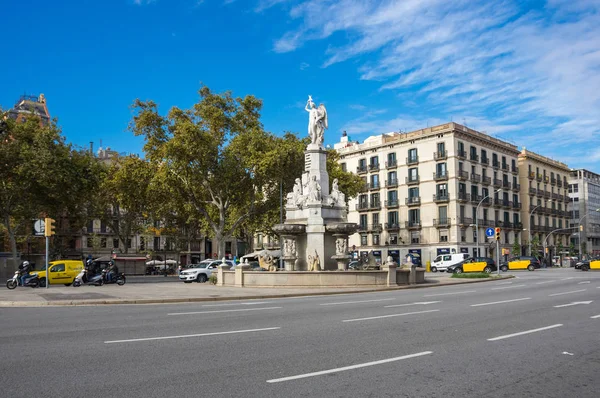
[299,62,310,70]
[133,0,156,5]
[273,0,600,169]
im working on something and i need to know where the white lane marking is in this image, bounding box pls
[320,298,396,306]
[496,281,513,285]
[104,327,281,344]
[266,351,433,383]
[491,284,526,290]
[553,301,593,308]
[168,307,282,316]
[591,315,600,319]
[563,352,574,356]
[424,290,476,297]
[578,281,590,285]
[342,309,439,323]
[548,289,587,297]
[201,301,273,307]
[535,280,557,285]
[560,277,575,281]
[384,301,441,308]
[488,324,563,341]
[471,298,531,307]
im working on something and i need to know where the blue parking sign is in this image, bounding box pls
[485,227,495,238]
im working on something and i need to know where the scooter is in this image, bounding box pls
[6,270,40,289]
[102,269,126,286]
[73,269,104,287]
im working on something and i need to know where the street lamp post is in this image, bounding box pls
[476,188,501,258]
[578,208,600,260]
[528,204,543,256]
[542,227,577,267]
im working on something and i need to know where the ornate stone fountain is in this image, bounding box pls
[273,95,357,271]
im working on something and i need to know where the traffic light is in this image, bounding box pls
[495,227,501,241]
[44,218,56,237]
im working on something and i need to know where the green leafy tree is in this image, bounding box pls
[130,85,280,258]
[99,156,154,253]
[0,114,102,264]
[530,235,541,257]
[511,240,521,256]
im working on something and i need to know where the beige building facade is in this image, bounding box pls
[517,149,571,259]
[335,123,522,265]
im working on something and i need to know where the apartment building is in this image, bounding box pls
[568,169,600,256]
[335,123,522,265]
[518,149,571,258]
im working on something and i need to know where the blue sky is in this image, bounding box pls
[1,0,599,169]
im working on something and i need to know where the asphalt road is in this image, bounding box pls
[1,268,599,398]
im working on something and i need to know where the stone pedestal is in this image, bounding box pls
[382,256,398,286]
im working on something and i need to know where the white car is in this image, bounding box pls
[179,259,234,283]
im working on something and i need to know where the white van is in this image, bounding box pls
[431,253,470,272]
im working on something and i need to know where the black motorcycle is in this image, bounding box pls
[102,269,126,285]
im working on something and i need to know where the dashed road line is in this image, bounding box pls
[548,289,586,297]
[488,324,562,341]
[342,309,439,323]
[424,290,476,297]
[105,327,281,344]
[471,298,531,307]
[168,307,282,316]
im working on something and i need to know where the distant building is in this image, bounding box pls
[6,94,50,125]
[568,169,600,256]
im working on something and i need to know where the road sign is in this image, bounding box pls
[485,227,495,238]
[33,219,45,236]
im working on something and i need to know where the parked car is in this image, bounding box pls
[447,257,497,274]
[179,259,226,283]
[499,256,540,272]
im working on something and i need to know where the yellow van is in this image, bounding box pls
[32,260,84,286]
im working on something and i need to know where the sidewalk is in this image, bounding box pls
[0,275,509,307]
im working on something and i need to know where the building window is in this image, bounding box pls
[387,152,396,166]
[86,238,93,248]
[411,231,420,244]
[372,213,379,226]
[370,174,379,188]
[360,234,368,245]
[373,234,380,245]
[389,234,398,245]
[360,214,368,228]
[439,230,448,242]
[408,148,418,163]
[114,239,120,249]
[101,238,107,248]
[370,156,379,167]
[341,163,346,172]
[140,236,145,251]
[388,211,399,226]
[408,167,418,182]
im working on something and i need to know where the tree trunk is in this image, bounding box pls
[6,216,19,269]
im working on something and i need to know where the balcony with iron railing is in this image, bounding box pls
[458,192,471,202]
[512,183,520,192]
[503,181,511,189]
[457,217,473,226]
[406,196,421,206]
[502,200,512,209]
[357,165,368,175]
[434,171,449,181]
[494,198,502,206]
[406,156,419,165]
[434,150,447,160]
[529,187,537,196]
[536,189,544,197]
[367,182,380,191]
[385,199,399,208]
[552,192,560,200]
[480,197,492,206]
[433,218,451,228]
[385,222,401,231]
[492,160,500,169]
[406,176,420,185]
[433,194,449,203]
[405,221,422,229]
[385,159,398,169]
[385,179,398,188]
[482,219,495,227]
[369,163,380,172]
[493,179,502,188]
[470,153,479,162]
[457,149,467,159]
[458,170,469,180]
[512,202,522,210]
[551,178,556,185]
[544,191,551,199]
[369,200,381,210]
[511,166,519,174]
[368,223,383,232]
[471,194,483,204]
[557,180,563,187]
[528,171,535,179]
[481,156,489,165]
[536,173,543,181]
[501,163,509,172]
[357,224,368,232]
[482,176,491,185]
[356,202,369,211]
[471,173,481,183]
[544,175,549,183]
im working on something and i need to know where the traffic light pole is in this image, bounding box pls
[45,236,49,289]
[496,239,500,276]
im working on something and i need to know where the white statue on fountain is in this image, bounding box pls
[305,95,327,147]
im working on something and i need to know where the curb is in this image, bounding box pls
[0,275,514,307]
